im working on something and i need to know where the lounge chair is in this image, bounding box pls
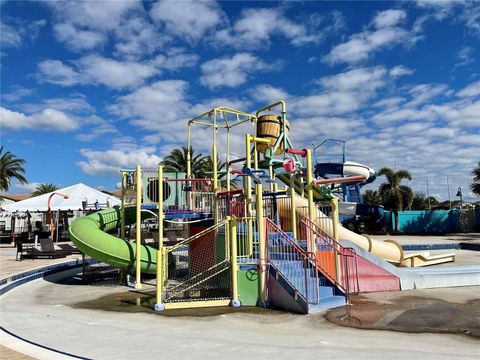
[16,241,33,261]
[27,239,72,259]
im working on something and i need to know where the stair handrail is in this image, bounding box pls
[302,217,359,297]
[265,218,319,305]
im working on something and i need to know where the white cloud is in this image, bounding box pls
[0,19,46,49]
[457,80,480,98]
[153,48,199,71]
[46,0,140,50]
[1,107,79,131]
[76,55,157,88]
[373,9,406,28]
[200,53,278,89]
[456,46,474,67]
[215,7,322,48]
[111,80,190,137]
[37,60,82,86]
[76,115,119,142]
[2,87,33,102]
[53,23,105,51]
[150,0,224,42]
[38,51,198,89]
[390,65,414,78]
[324,9,419,64]
[77,147,162,175]
[253,84,290,104]
[14,182,42,193]
[317,66,387,93]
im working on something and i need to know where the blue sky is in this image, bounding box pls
[1,0,479,201]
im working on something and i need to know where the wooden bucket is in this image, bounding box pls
[256,114,289,155]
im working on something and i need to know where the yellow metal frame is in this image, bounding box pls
[156,164,164,306]
[163,300,231,310]
[134,165,142,289]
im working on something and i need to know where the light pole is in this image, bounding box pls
[456,187,463,209]
[48,192,69,242]
[456,187,463,233]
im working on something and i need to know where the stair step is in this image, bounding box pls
[318,285,333,297]
[308,295,346,314]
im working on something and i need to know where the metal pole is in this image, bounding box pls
[227,128,231,192]
[331,197,341,285]
[246,134,253,249]
[230,216,240,307]
[306,149,315,252]
[447,176,452,210]
[187,125,192,178]
[256,183,267,306]
[155,164,164,311]
[120,172,126,239]
[426,177,431,210]
[135,165,142,289]
[290,173,297,239]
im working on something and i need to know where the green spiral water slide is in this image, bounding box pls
[68,206,158,274]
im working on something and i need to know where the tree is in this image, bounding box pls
[32,183,58,196]
[411,192,438,210]
[0,146,27,192]
[471,162,480,197]
[162,146,207,177]
[378,167,413,232]
[198,156,238,189]
[362,189,382,206]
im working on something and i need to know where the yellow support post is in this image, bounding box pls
[245,134,253,252]
[229,216,240,307]
[155,164,164,311]
[306,149,316,252]
[135,165,142,289]
[331,197,341,285]
[290,173,297,239]
[120,171,126,239]
[187,125,192,178]
[256,183,267,306]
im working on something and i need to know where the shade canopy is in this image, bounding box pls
[0,183,120,212]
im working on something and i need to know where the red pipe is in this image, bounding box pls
[216,189,243,197]
[315,175,366,185]
[48,192,69,242]
[227,157,246,165]
[231,169,244,175]
[286,148,307,157]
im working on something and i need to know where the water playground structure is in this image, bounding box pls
[68,101,457,314]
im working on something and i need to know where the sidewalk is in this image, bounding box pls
[0,243,83,279]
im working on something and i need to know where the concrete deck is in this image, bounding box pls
[1,237,479,359]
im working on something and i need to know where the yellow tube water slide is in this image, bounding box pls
[283,194,455,267]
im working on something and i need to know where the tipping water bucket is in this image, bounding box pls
[256,114,290,155]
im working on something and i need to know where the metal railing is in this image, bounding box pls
[265,218,319,305]
[217,190,245,220]
[141,172,214,214]
[162,220,231,303]
[301,217,359,298]
[234,217,259,263]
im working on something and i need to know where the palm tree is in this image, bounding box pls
[378,167,413,232]
[198,156,238,189]
[362,189,382,206]
[0,146,27,192]
[32,183,58,196]
[162,146,207,177]
[471,162,480,197]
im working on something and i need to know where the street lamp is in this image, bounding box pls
[456,187,463,209]
[48,192,69,242]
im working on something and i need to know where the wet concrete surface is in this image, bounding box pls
[3,267,479,360]
[326,294,480,339]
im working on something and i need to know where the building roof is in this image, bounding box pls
[0,183,120,212]
[0,194,32,202]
